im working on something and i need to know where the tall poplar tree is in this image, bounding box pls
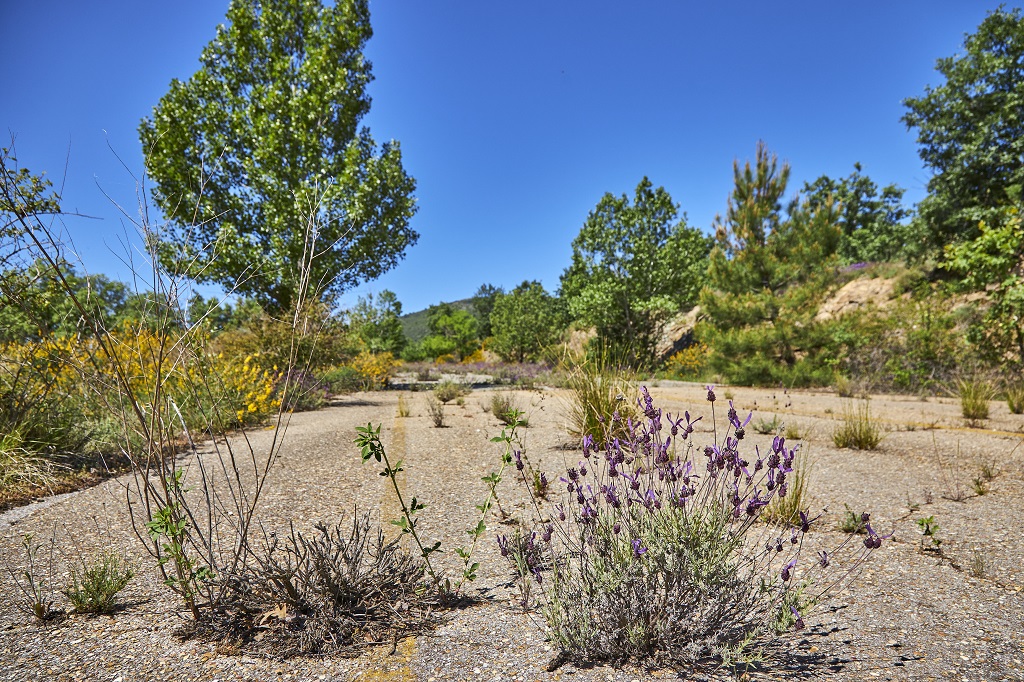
[140,0,417,314]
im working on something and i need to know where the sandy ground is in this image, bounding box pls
[0,382,1022,681]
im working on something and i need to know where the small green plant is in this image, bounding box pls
[454,410,527,592]
[971,474,989,496]
[7,532,61,622]
[1006,382,1024,414]
[396,394,410,418]
[839,505,869,534]
[956,377,993,422]
[968,550,985,579]
[355,423,443,590]
[785,422,802,440]
[832,400,882,450]
[916,515,942,552]
[753,414,782,435]
[64,552,134,614]
[433,380,465,404]
[425,395,446,428]
[723,389,734,401]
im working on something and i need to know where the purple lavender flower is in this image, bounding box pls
[513,450,525,471]
[497,535,510,557]
[631,538,648,559]
[817,550,829,568]
[781,558,797,582]
[790,605,805,630]
[706,385,716,403]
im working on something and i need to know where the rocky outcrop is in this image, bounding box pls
[815,278,896,321]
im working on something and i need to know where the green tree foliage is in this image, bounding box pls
[471,283,504,339]
[423,302,479,360]
[0,261,141,343]
[349,289,406,355]
[489,280,565,362]
[803,163,920,264]
[902,7,1024,250]
[559,177,710,368]
[700,143,841,386]
[944,204,1024,369]
[139,0,417,314]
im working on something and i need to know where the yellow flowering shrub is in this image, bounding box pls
[460,348,485,364]
[665,342,709,379]
[347,351,399,390]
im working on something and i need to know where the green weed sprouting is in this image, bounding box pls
[916,515,942,552]
[753,414,783,435]
[64,552,134,614]
[501,386,888,668]
[355,423,444,592]
[832,400,883,450]
[562,352,636,447]
[7,532,61,622]
[839,504,869,535]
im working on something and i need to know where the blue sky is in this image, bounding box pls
[0,2,995,313]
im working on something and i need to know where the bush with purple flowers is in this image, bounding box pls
[500,385,887,668]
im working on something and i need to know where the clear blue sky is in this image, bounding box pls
[0,1,996,313]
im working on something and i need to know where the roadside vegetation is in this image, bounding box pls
[2,1,1023,676]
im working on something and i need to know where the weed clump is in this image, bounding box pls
[832,400,882,450]
[562,353,635,447]
[64,552,134,614]
[957,378,993,422]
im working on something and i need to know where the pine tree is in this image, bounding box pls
[700,143,841,385]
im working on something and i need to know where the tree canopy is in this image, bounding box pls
[489,281,564,363]
[802,163,919,264]
[903,7,1024,250]
[349,290,406,355]
[559,177,709,367]
[140,0,417,314]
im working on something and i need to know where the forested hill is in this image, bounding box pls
[399,298,475,343]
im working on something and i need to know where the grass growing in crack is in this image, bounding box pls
[753,414,782,435]
[956,377,994,422]
[425,395,446,427]
[562,352,636,447]
[1007,382,1024,415]
[832,400,882,450]
[64,551,134,614]
[396,394,411,418]
[762,453,812,526]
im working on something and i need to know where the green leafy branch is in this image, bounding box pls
[355,423,444,592]
[453,409,525,593]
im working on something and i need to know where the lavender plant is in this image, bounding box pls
[500,386,888,668]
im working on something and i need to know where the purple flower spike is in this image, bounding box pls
[781,558,797,582]
[790,605,805,630]
[706,385,717,403]
[631,538,648,559]
[817,550,829,568]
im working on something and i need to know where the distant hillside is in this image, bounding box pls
[400,298,475,343]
